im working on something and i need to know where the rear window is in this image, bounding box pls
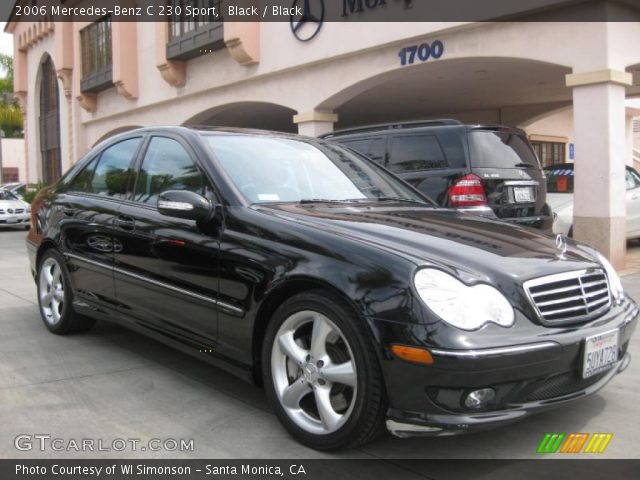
[388,134,447,173]
[545,167,574,193]
[469,130,540,170]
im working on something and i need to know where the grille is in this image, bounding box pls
[524,269,611,325]
[14,209,24,214]
[518,371,609,402]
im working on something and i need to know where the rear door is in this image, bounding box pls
[467,128,547,220]
[111,134,221,347]
[386,131,466,205]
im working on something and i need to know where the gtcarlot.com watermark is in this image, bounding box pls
[14,434,194,453]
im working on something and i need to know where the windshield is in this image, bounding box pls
[203,135,430,205]
[545,167,574,193]
[0,190,18,201]
[469,130,540,169]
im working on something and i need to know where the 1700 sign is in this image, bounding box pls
[399,41,444,66]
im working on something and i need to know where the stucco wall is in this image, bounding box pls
[1,138,27,182]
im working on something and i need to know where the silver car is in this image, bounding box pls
[0,189,30,229]
[545,163,640,239]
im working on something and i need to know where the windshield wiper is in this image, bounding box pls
[298,199,346,204]
[369,197,430,205]
[514,162,536,168]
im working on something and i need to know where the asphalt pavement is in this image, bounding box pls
[0,229,638,459]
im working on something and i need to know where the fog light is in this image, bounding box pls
[464,388,495,409]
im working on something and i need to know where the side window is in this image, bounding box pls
[90,138,142,198]
[133,137,208,205]
[67,156,99,192]
[339,138,386,165]
[389,135,447,173]
[626,169,640,190]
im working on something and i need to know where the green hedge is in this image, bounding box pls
[0,102,23,138]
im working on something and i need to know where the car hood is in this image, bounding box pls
[0,200,26,211]
[256,203,599,282]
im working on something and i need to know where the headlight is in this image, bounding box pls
[596,252,624,304]
[26,205,31,213]
[414,268,514,331]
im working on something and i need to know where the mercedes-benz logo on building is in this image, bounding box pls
[290,0,325,42]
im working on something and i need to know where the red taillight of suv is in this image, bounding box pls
[448,174,488,207]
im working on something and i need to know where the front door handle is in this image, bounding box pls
[115,215,135,231]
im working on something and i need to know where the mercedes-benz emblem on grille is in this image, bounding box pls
[555,234,567,260]
[7,208,13,214]
[290,0,325,42]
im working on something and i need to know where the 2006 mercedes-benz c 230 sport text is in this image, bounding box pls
[26,127,637,450]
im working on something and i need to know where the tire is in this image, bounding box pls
[37,249,96,335]
[262,290,386,450]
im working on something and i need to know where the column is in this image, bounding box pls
[293,111,338,137]
[567,69,632,268]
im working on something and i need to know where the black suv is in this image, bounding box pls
[322,120,553,230]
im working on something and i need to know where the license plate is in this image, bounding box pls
[6,217,17,224]
[513,187,534,203]
[582,329,619,379]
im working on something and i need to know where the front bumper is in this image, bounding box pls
[0,213,29,227]
[373,297,638,437]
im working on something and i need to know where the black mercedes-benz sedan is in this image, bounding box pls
[27,127,637,450]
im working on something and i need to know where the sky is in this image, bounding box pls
[0,23,12,56]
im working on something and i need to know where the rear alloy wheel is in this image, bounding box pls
[263,291,385,450]
[37,250,95,334]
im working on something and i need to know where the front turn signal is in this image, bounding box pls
[391,344,434,365]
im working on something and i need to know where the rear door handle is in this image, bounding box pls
[115,215,135,231]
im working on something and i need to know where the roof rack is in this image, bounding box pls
[322,119,463,138]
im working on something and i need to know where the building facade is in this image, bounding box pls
[5,1,640,265]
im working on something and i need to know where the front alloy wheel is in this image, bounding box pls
[271,310,358,435]
[263,291,385,450]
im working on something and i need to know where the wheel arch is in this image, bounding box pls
[251,275,375,385]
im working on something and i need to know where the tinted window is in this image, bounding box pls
[470,131,540,169]
[90,138,141,197]
[68,157,99,192]
[545,166,574,193]
[133,137,207,204]
[389,135,447,173]
[339,138,386,164]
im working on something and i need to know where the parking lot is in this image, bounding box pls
[1,228,638,460]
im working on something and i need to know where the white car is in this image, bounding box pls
[545,163,640,239]
[0,182,27,200]
[0,189,30,229]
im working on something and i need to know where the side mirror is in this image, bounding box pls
[157,190,212,221]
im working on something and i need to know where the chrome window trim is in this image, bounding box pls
[64,252,243,315]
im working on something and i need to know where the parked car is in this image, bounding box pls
[0,189,30,229]
[1,182,27,200]
[27,127,636,450]
[545,163,640,238]
[321,120,553,230]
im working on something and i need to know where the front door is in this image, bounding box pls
[111,135,221,349]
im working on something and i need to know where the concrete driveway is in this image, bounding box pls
[1,229,638,459]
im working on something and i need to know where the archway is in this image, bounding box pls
[38,54,61,184]
[182,102,297,133]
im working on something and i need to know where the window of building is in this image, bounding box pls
[80,17,113,93]
[166,0,224,61]
[90,138,142,198]
[2,168,19,183]
[133,137,208,205]
[531,141,566,167]
[39,55,61,184]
